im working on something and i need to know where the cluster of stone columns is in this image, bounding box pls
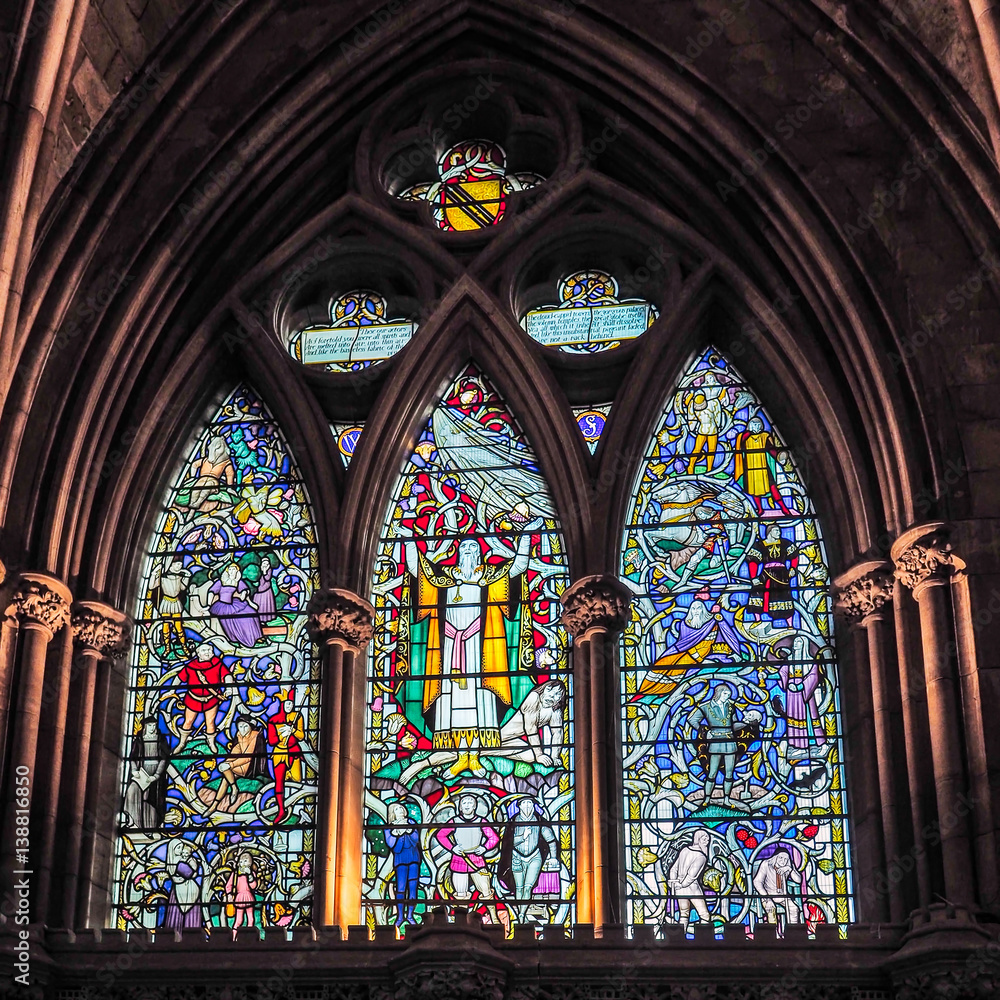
[0,569,127,930]
[836,522,997,935]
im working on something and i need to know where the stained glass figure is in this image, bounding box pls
[288,290,416,371]
[572,404,611,455]
[112,386,320,933]
[331,423,364,468]
[365,366,574,934]
[619,348,853,937]
[522,270,658,353]
[398,140,542,231]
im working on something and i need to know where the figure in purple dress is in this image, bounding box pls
[254,556,277,626]
[775,635,825,751]
[208,562,263,647]
[160,839,202,931]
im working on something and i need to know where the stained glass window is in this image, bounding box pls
[522,270,658,353]
[331,423,364,467]
[112,386,320,933]
[572,404,611,455]
[619,348,853,936]
[288,290,416,371]
[365,366,574,934]
[398,140,542,231]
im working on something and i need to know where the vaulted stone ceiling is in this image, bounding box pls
[32,0,992,206]
[0,1,990,204]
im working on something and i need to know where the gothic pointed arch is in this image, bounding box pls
[111,384,321,932]
[339,279,592,590]
[363,362,574,931]
[619,346,852,934]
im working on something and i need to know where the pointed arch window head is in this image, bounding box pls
[288,289,416,370]
[112,386,320,933]
[365,365,574,933]
[619,348,853,935]
[398,140,543,231]
[522,270,658,353]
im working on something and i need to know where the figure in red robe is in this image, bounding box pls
[175,643,231,754]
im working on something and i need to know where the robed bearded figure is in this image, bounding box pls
[403,525,542,776]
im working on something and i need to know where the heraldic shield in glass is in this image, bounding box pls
[112,386,320,932]
[365,366,574,934]
[620,348,853,936]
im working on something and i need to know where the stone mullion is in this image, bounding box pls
[890,580,935,908]
[34,624,74,921]
[892,525,976,910]
[560,575,631,933]
[306,588,374,933]
[570,632,594,925]
[313,640,345,929]
[59,601,127,929]
[836,562,902,922]
[75,655,114,928]
[950,571,999,913]
[335,645,367,931]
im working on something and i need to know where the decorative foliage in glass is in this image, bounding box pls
[365,366,574,934]
[112,386,320,932]
[398,140,542,231]
[522,270,657,353]
[619,348,853,935]
[288,290,415,371]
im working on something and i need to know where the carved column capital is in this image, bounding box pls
[11,572,72,637]
[71,602,129,657]
[891,524,961,596]
[835,562,895,621]
[559,575,633,639]
[307,588,375,652]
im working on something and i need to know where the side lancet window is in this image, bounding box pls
[620,348,853,936]
[365,366,574,934]
[112,386,320,933]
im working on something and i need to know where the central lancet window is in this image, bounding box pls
[364,366,574,932]
[620,348,853,935]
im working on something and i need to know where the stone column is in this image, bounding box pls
[60,602,127,928]
[75,650,116,928]
[560,575,632,931]
[0,557,16,760]
[950,568,999,912]
[0,572,71,909]
[892,526,976,909]
[836,562,903,922]
[33,624,73,920]
[306,589,373,932]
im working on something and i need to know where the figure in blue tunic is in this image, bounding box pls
[384,802,422,926]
